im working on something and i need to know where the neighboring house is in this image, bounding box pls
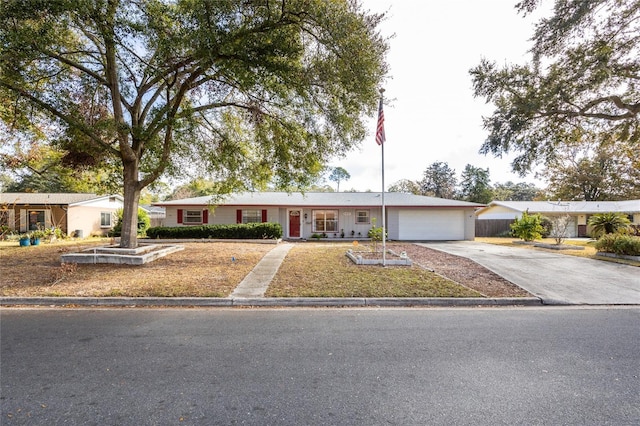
[0,193,124,237]
[153,192,484,241]
[475,200,640,237]
[140,204,166,228]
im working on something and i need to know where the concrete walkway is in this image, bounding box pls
[229,243,294,298]
[419,241,640,305]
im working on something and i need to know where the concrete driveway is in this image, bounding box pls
[419,241,640,305]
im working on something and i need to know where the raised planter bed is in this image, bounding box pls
[533,242,585,250]
[345,249,412,266]
[60,244,184,265]
[596,252,640,262]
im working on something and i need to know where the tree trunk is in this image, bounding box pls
[120,160,141,249]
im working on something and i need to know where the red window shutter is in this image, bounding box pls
[203,209,209,224]
[236,209,242,224]
[177,209,183,224]
[262,209,267,223]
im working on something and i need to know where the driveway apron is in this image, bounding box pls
[418,241,640,305]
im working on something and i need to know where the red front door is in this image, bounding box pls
[289,210,301,238]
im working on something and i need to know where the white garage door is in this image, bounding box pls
[398,210,465,240]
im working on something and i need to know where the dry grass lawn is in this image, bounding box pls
[7,237,620,299]
[267,243,482,298]
[1,239,491,299]
[0,240,273,297]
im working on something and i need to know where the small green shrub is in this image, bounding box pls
[594,234,640,256]
[510,211,544,242]
[110,208,151,237]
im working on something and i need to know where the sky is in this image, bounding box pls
[327,0,552,192]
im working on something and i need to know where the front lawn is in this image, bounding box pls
[266,243,482,298]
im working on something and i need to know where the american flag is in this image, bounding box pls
[376,97,385,146]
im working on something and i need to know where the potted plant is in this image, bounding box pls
[19,233,30,247]
[30,230,45,246]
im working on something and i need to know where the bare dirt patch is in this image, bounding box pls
[393,244,532,298]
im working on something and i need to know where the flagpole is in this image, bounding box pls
[379,88,386,267]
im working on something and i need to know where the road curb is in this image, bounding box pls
[0,296,543,308]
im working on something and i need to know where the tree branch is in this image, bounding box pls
[0,80,120,156]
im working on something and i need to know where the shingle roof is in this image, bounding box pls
[0,193,105,205]
[478,200,640,214]
[154,192,484,208]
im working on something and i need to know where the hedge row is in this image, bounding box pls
[594,234,640,256]
[146,223,282,240]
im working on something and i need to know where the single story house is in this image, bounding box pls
[0,193,124,237]
[475,200,640,237]
[153,192,484,241]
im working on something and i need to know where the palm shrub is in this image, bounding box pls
[588,213,630,238]
[510,211,544,241]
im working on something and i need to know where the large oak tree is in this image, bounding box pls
[0,0,388,248]
[470,0,639,177]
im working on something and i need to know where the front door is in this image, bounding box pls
[289,210,301,238]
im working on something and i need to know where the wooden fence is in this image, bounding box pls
[475,219,514,237]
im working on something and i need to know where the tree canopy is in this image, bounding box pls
[419,161,457,199]
[470,0,640,175]
[540,134,640,200]
[0,0,388,247]
[492,181,541,201]
[387,178,420,194]
[328,166,350,192]
[458,164,493,204]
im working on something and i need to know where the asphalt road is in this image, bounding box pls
[2,307,639,425]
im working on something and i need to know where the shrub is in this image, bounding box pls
[594,234,640,256]
[510,211,544,241]
[146,222,282,240]
[110,208,151,237]
[588,212,631,238]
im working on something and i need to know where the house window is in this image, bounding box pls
[243,209,262,223]
[313,210,338,233]
[28,210,45,230]
[184,210,203,224]
[100,212,112,227]
[355,210,370,224]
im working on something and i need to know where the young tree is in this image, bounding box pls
[470,0,640,175]
[510,210,544,242]
[458,164,493,204]
[0,0,388,248]
[419,162,457,199]
[328,167,351,192]
[548,214,572,245]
